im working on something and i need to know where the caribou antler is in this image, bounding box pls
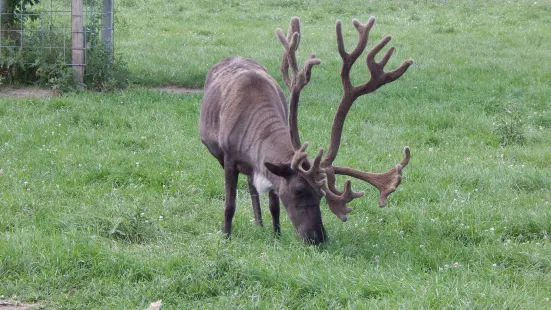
[322,167,363,221]
[276,17,412,222]
[332,147,410,208]
[276,17,299,92]
[320,17,413,218]
[276,17,327,197]
[291,144,365,221]
[276,17,321,150]
[291,143,327,196]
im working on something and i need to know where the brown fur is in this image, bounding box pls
[199,56,327,244]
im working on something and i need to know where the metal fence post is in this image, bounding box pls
[102,0,113,53]
[71,0,84,84]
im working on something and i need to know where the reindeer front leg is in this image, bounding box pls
[247,176,263,226]
[223,159,239,236]
[269,190,281,236]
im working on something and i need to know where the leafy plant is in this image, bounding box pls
[109,209,158,244]
[84,47,130,92]
[0,42,37,84]
[35,55,76,91]
[0,0,41,27]
[495,104,526,146]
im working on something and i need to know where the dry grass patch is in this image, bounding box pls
[0,299,40,310]
[0,88,57,99]
[152,85,202,94]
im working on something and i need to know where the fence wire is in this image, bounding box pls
[0,0,113,68]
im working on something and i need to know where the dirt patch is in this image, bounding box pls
[0,88,57,99]
[0,86,201,98]
[153,85,202,94]
[0,300,39,310]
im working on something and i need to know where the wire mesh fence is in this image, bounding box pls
[0,0,113,81]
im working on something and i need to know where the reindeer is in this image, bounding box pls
[199,17,413,245]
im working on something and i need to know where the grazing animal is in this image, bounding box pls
[199,17,412,244]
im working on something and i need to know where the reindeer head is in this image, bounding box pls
[274,16,413,243]
[265,150,327,244]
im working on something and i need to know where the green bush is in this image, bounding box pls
[83,29,130,91]
[0,2,128,91]
[35,55,76,92]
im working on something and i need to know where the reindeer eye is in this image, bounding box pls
[293,187,311,198]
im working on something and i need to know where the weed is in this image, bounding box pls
[84,47,130,92]
[495,104,526,146]
[109,209,157,244]
[35,55,76,92]
[82,16,130,92]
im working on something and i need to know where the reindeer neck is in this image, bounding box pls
[257,130,295,191]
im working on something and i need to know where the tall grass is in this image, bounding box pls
[1,0,550,308]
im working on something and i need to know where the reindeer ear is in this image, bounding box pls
[265,162,294,178]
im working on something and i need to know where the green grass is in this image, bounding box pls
[1,0,551,308]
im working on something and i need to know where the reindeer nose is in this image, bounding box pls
[300,226,328,245]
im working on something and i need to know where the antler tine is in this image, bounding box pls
[291,143,327,196]
[335,17,375,92]
[358,35,414,96]
[332,147,410,207]
[321,166,364,222]
[276,16,301,92]
[324,178,364,222]
[276,18,321,93]
[276,28,293,90]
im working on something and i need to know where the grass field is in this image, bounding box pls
[1,0,551,308]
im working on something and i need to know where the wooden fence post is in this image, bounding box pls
[71,0,84,85]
